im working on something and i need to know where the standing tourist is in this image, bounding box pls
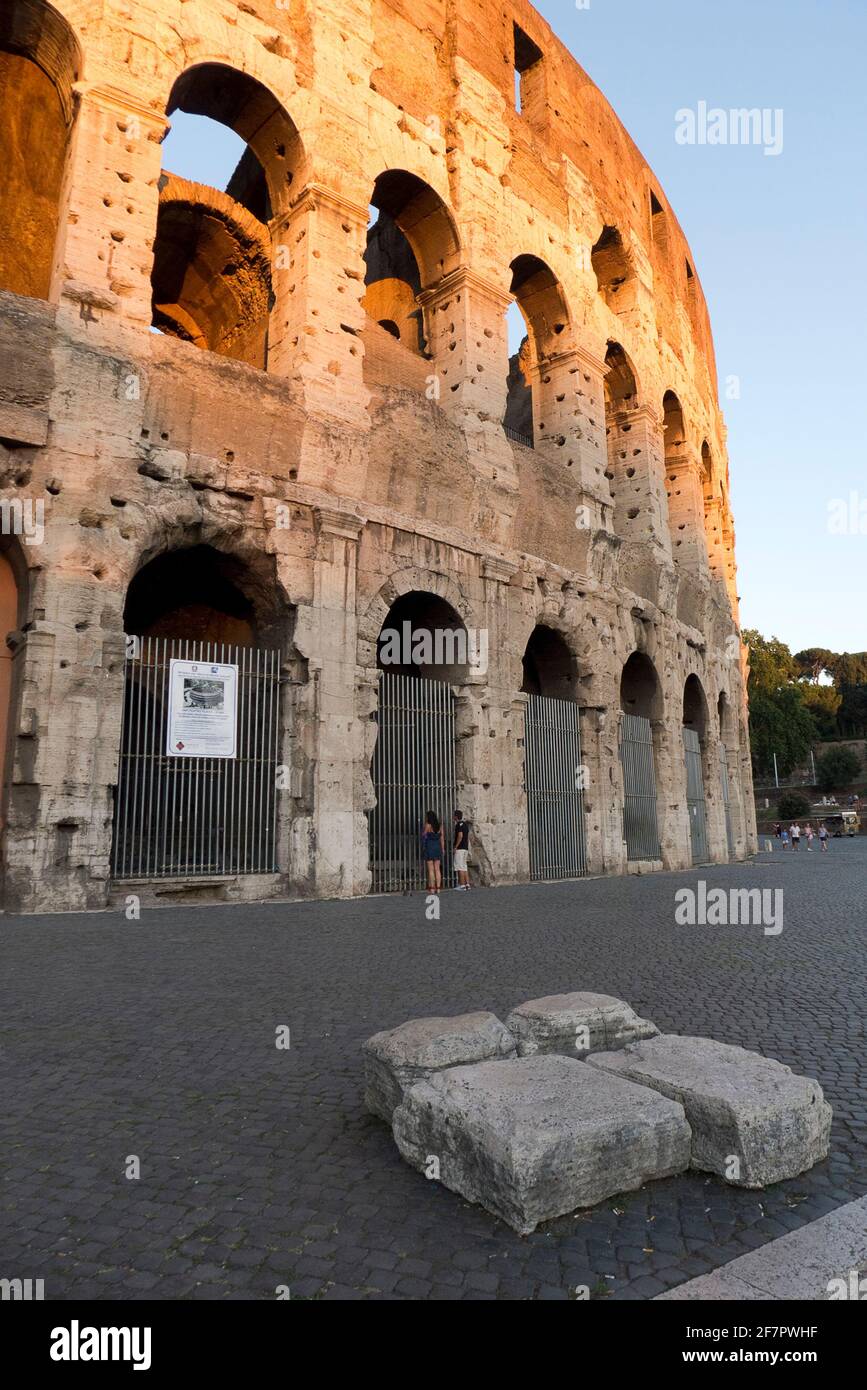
[453,810,472,891]
[422,811,445,895]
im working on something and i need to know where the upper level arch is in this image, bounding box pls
[0,0,82,301]
[165,63,305,220]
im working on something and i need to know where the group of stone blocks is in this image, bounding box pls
[363,993,832,1234]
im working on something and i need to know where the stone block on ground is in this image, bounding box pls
[505,991,659,1058]
[392,1055,691,1233]
[588,1035,832,1187]
[363,1011,517,1121]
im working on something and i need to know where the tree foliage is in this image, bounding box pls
[815,746,862,792]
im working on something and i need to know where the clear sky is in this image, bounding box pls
[163,0,866,657]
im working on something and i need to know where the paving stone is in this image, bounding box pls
[1,846,864,1299]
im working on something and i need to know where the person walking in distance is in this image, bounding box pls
[781,827,790,850]
[790,822,801,852]
[805,822,814,851]
[422,810,445,895]
[819,822,829,853]
[453,809,471,891]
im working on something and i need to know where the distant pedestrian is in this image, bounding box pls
[819,824,829,853]
[805,822,814,851]
[781,828,790,849]
[773,821,782,838]
[422,810,445,894]
[453,809,472,891]
[790,823,801,851]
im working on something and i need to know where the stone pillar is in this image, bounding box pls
[458,556,525,885]
[61,84,167,327]
[293,507,366,898]
[3,620,125,913]
[665,444,710,574]
[529,345,614,532]
[607,404,671,557]
[418,268,515,480]
[582,706,626,876]
[268,185,371,442]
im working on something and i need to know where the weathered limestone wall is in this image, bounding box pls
[0,0,757,912]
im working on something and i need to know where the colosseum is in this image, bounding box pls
[0,0,757,914]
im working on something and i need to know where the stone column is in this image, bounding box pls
[293,507,366,899]
[665,444,710,574]
[458,556,524,885]
[607,404,671,557]
[268,185,371,445]
[417,268,515,481]
[61,83,167,327]
[582,706,627,876]
[528,345,614,533]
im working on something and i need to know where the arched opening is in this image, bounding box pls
[113,544,290,881]
[125,545,258,646]
[0,0,81,300]
[663,390,688,555]
[521,624,577,700]
[151,177,273,367]
[362,171,460,390]
[683,674,710,864]
[152,64,303,366]
[369,589,465,893]
[620,652,663,861]
[521,624,586,879]
[591,225,635,313]
[376,589,469,684]
[603,342,640,528]
[503,255,569,448]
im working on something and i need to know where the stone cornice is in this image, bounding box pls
[74,83,169,134]
[417,267,512,313]
[315,506,365,540]
[282,184,371,227]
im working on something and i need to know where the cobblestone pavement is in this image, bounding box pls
[1,840,865,1301]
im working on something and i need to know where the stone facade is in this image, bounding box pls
[0,0,756,913]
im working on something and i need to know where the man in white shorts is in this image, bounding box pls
[453,809,471,891]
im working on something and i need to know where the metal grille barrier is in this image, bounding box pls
[524,694,586,880]
[368,672,457,894]
[620,713,662,860]
[684,725,709,865]
[111,637,281,880]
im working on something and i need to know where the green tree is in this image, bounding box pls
[745,632,817,778]
[748,685,816,779]
[815,746,862,792]
[800,683,842,740]
[777,792,811,821]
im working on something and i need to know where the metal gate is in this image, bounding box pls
[111,637,281,880]
[684,725,709,865]
[620,713,661,860]
[720,747,735,858]
[524,694,586,880]
[368,672,457,893]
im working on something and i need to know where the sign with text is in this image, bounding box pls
[166,659,238,758]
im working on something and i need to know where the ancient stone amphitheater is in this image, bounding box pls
[0,0,756,913]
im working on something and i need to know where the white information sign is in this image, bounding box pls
[166,658,238,758]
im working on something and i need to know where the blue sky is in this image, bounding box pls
[163,0,866,656]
